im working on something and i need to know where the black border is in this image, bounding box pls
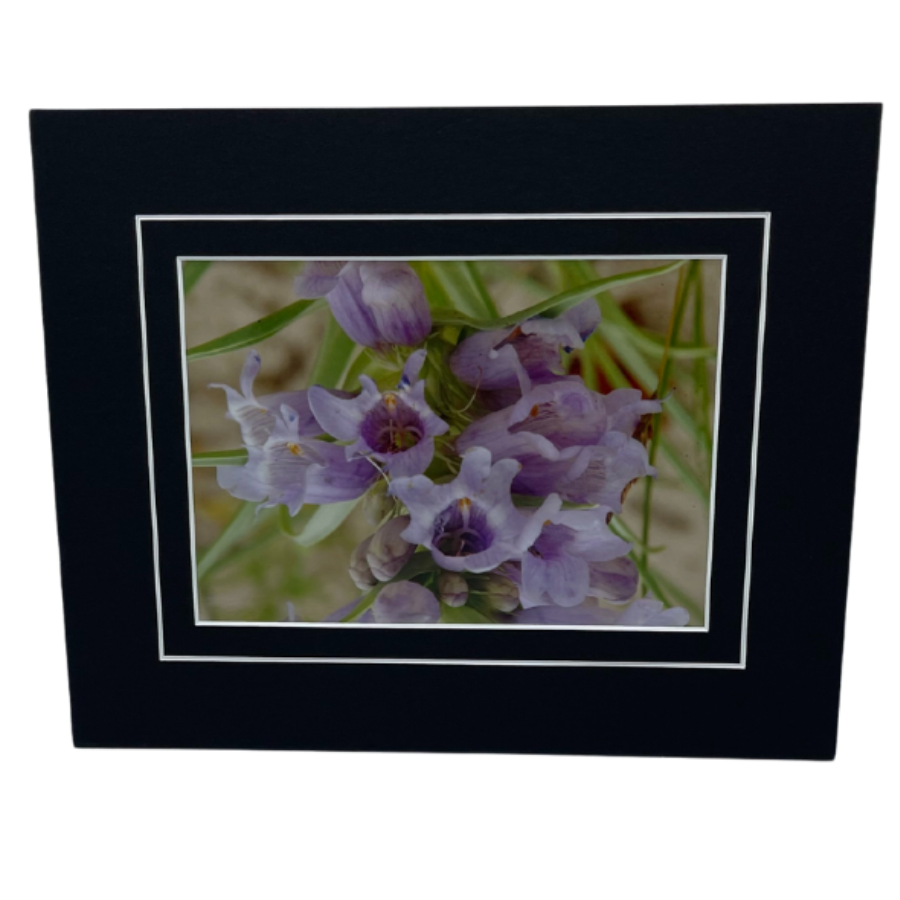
[141,216,763,666]
[31,107,880,757]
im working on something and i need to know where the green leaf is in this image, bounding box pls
[340,585,380,622]
[440,603,492,624]
[600,323,703,447]
[286,498,361,548]
[197,502,261,581]
[424,261,500,318]
[431,260,686,330]
[308,312,357,389]
[653,570,705,621]
[409,261,453,310]
[186,298,326,362]
[464,262,500,317]
[658,438,709,505]
[192,448,248,467]
[392,551,439,582]
[182,261,212,295]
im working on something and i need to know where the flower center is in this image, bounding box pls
[433,498,493,557]
[362,398,425,455]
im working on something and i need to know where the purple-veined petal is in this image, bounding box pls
[586,557,640,602]
[559,297,602,342]
[515,604,620,626]
[216,449,267,502]
[400,348,427,387]
[520,549,591,608]
[449,329,531,392]
[323,262,382,347]
[210,349,322,447]
[307,383,371,442]
[604,388,662,436]
[372,581,440,624]
[366,516,415,582]
[613,598,690,627]
[380,436,434,478]
[293,260,348,298]
[359,262,431,346]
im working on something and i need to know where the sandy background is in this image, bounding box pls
[185,259,721,625]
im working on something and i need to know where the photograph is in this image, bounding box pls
[185,256,722,628]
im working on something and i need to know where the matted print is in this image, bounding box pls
[184,257,723,629]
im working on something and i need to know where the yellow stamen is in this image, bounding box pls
[286,442,302,456]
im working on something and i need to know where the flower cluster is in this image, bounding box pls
[213,260,690,627]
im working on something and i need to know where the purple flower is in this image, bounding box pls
[509,504,637,609]
[390,447,559,573]
[308,350,449,477]
[449,298,601,394]
[295,260,431,349]
[217,403,378,516]
[515,597,690,627]
[210,349,322,447]
[366,515,416,581]
[371,581,440,624]
[456,380,660,510]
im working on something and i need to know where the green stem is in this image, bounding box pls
[340,586,380,622]
[192,448,248,467]
[692,265,713,463]
[640,263,697,578]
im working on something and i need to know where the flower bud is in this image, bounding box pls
[349,535,377,591]
[363,480,394,526]
[296,261,430,349]
[437,571,468,608]
[476,573,520,612]
[367,515,415,582]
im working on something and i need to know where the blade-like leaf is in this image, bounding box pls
[182,261,212,295]
[197,502,261,581]
[426,261,499,318]
[186,298,326,362]
[192,448,248,467]
[288,498,361,548]
[440,603,492,624]
[431,260,685,329]
[308,313,357,389]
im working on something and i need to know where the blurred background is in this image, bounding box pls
[185,258,721,625]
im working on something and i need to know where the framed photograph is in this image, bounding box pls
[31,106,880,757]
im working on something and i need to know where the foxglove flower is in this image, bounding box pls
[295,261,431,349]
[449,298,601,394]
[515,597,690,627]
[372,581,440,624]
[390,447,559,573]
[457,380,659,510]
[512,503,638,609]
[308,350,449,477]
[210,349,323,447]
[217,403,378,515]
